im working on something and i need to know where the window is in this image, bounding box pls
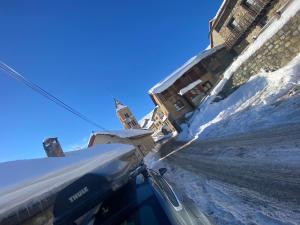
[227,17,238,30]
[242,0,254,8]
[124,113,130,118]
[190,89,197,95]
[132,120,137,126]
[127,122,132,128]
[202,81,212,92]
[158,111,164,120]
[174,100,184,111]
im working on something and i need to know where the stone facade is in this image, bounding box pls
[232,10,300,86]
[210,0,289,54]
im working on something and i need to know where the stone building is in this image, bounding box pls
[225,0,300,87]
[139,106,177,136]
[148,45,234,130]
[42,137,65,157]
[114,98,141,129]
[209,0,289,54]
[87,129,155,156]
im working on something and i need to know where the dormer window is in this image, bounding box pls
[242,0,255,8]
[227,17,238,30]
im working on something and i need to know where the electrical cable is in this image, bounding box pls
[0,61,109,131]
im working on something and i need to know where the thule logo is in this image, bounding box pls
[68,186,89,203]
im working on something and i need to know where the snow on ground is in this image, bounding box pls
[145,142,300,225]
[177,53,300,141]
[212,0,300,95]
[0,144,135,214]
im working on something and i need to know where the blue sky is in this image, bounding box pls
[0,0,222,162]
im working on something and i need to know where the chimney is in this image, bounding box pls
[43,137,65,157]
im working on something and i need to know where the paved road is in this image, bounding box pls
[156,123,300,207]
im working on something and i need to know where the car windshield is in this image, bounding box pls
[94,177,172,225]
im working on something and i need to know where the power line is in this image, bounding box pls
[0,61,109,131]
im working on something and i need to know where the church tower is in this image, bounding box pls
[114,98,141,129]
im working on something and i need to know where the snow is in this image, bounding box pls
[179,79,202,95]
[92,129,153,139]
[0,144,135,215]
[146,158,300,225]
[178,53,300,141]
[213,0,227,21]
[211,0,300,96]
[145,131,300,225]
[149,45,224,94]
[139,109,155,129]
[116,104,127,111]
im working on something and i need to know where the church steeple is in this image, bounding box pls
[114,98,141,129]
[114,98,126,111]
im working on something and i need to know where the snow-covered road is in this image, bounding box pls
[146,123,300,225]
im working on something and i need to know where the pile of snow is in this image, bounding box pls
[0,144,135,214]
[178,53,300,141]
[149,45,224,94]
[212,0,300,95]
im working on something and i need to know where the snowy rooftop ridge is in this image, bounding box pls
[92,129,153,139]
[149,45,224,94]
[213,0,228,21]
[179,79,202,95]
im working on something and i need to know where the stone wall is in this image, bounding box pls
[232,10,300,86]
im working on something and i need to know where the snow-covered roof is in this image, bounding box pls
[139,109,155,129]
[116,104,127,111]
[114,98,127,111]
[213,0,228,21]
[149,45,223,94]
[92,129,153,140]
[0,144,136,216]
[179,79,202,95]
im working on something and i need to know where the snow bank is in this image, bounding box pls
[178,53,300,141]
[212,0,300,95]
[0,144,135,214]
